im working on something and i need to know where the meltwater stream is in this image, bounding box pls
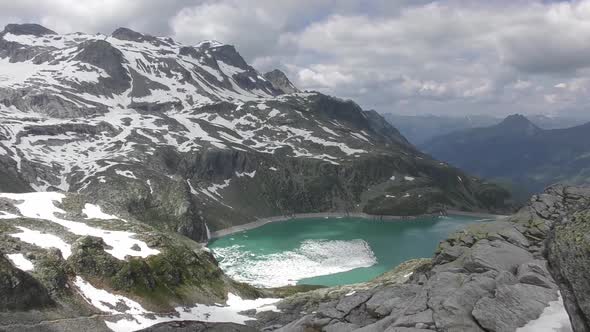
[208,215,489,288]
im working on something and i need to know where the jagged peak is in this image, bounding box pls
[263,69,300,94]
[3,23,56,36]
[196,40,225,48]
[111,27,172,46]
[111,27,145,41]
[207,44,250,70]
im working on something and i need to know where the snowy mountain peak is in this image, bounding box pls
[0,23,415,193]
[0,24,508,242]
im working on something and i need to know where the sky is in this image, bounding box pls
[2,0,590,117]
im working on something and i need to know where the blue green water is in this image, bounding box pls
[208,215,488,287]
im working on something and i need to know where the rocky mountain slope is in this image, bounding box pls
[0,191,281,331]
[234,184,587,331]
[0,23,510,245]
[0,184,585,331]
[422,114,590,201]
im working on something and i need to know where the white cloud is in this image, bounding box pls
[1,0,590,116]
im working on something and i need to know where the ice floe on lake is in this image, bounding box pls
[212,239,377,288]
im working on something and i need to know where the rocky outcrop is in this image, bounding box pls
[254,185,587,331]
[263,69,300,94]
[547,188,590,331]
[0,251,54,311]
[3,24,56,36]
[73,39,131,95]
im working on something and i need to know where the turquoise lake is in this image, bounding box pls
[208,215,489,288]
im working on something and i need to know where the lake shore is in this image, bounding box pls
[209,210,507,239]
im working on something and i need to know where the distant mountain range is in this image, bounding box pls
[422,114,590,200]
[384,113,590,145]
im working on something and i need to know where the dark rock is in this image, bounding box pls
[138,321,258,331]
[0,252,54,310]
[263,69,299,94]
[547,210,590,331]
[516,261,554,289]
[463,240,533,273]
[73,39,131,95]
[385,327,434,332]
[365,285,420,318]
[472,283,558,331]
[112,27,149,42]
[335,290,372,313]
[391,309,434,328]
[3,23,56,36]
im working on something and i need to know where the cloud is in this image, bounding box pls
[1,0,590,117]
[276,1,590,116]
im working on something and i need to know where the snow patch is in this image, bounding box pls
[83,204,119,220]
[147,180,154,194]
[236,170,256,178]
[10,226,72,258]
[115,170,138,179]
[0,193,158,260]
[75,276,279,332]
[75,276,147,315]
[516,294,572,332]
[7,253,34,271]
[0,211,19,219]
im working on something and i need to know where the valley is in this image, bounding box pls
[0,22,584,332]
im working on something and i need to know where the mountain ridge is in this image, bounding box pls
[422,113,590,200]
[384,113,590,145]
[0,23,510,241]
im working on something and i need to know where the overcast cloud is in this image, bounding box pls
[1,0,590,117]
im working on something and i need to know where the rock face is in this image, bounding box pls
[0,191,263,331]
[0,251,54,311]
[547,187,590,332]
[263,69,300,94]
[0,23,510,244]
[253,185,590,331]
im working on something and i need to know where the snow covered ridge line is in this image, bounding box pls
[74,276,280,332]
[0,192,158,260]
[0,24,389,192]
[0,96,375,191]
[0,25,279,107]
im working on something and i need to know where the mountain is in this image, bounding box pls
[384,113,590,145]
[384,113,500,145]
[0,23,510,239]
[422,114,590,199]
[263,69,300,94]
[0,23,512,330]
